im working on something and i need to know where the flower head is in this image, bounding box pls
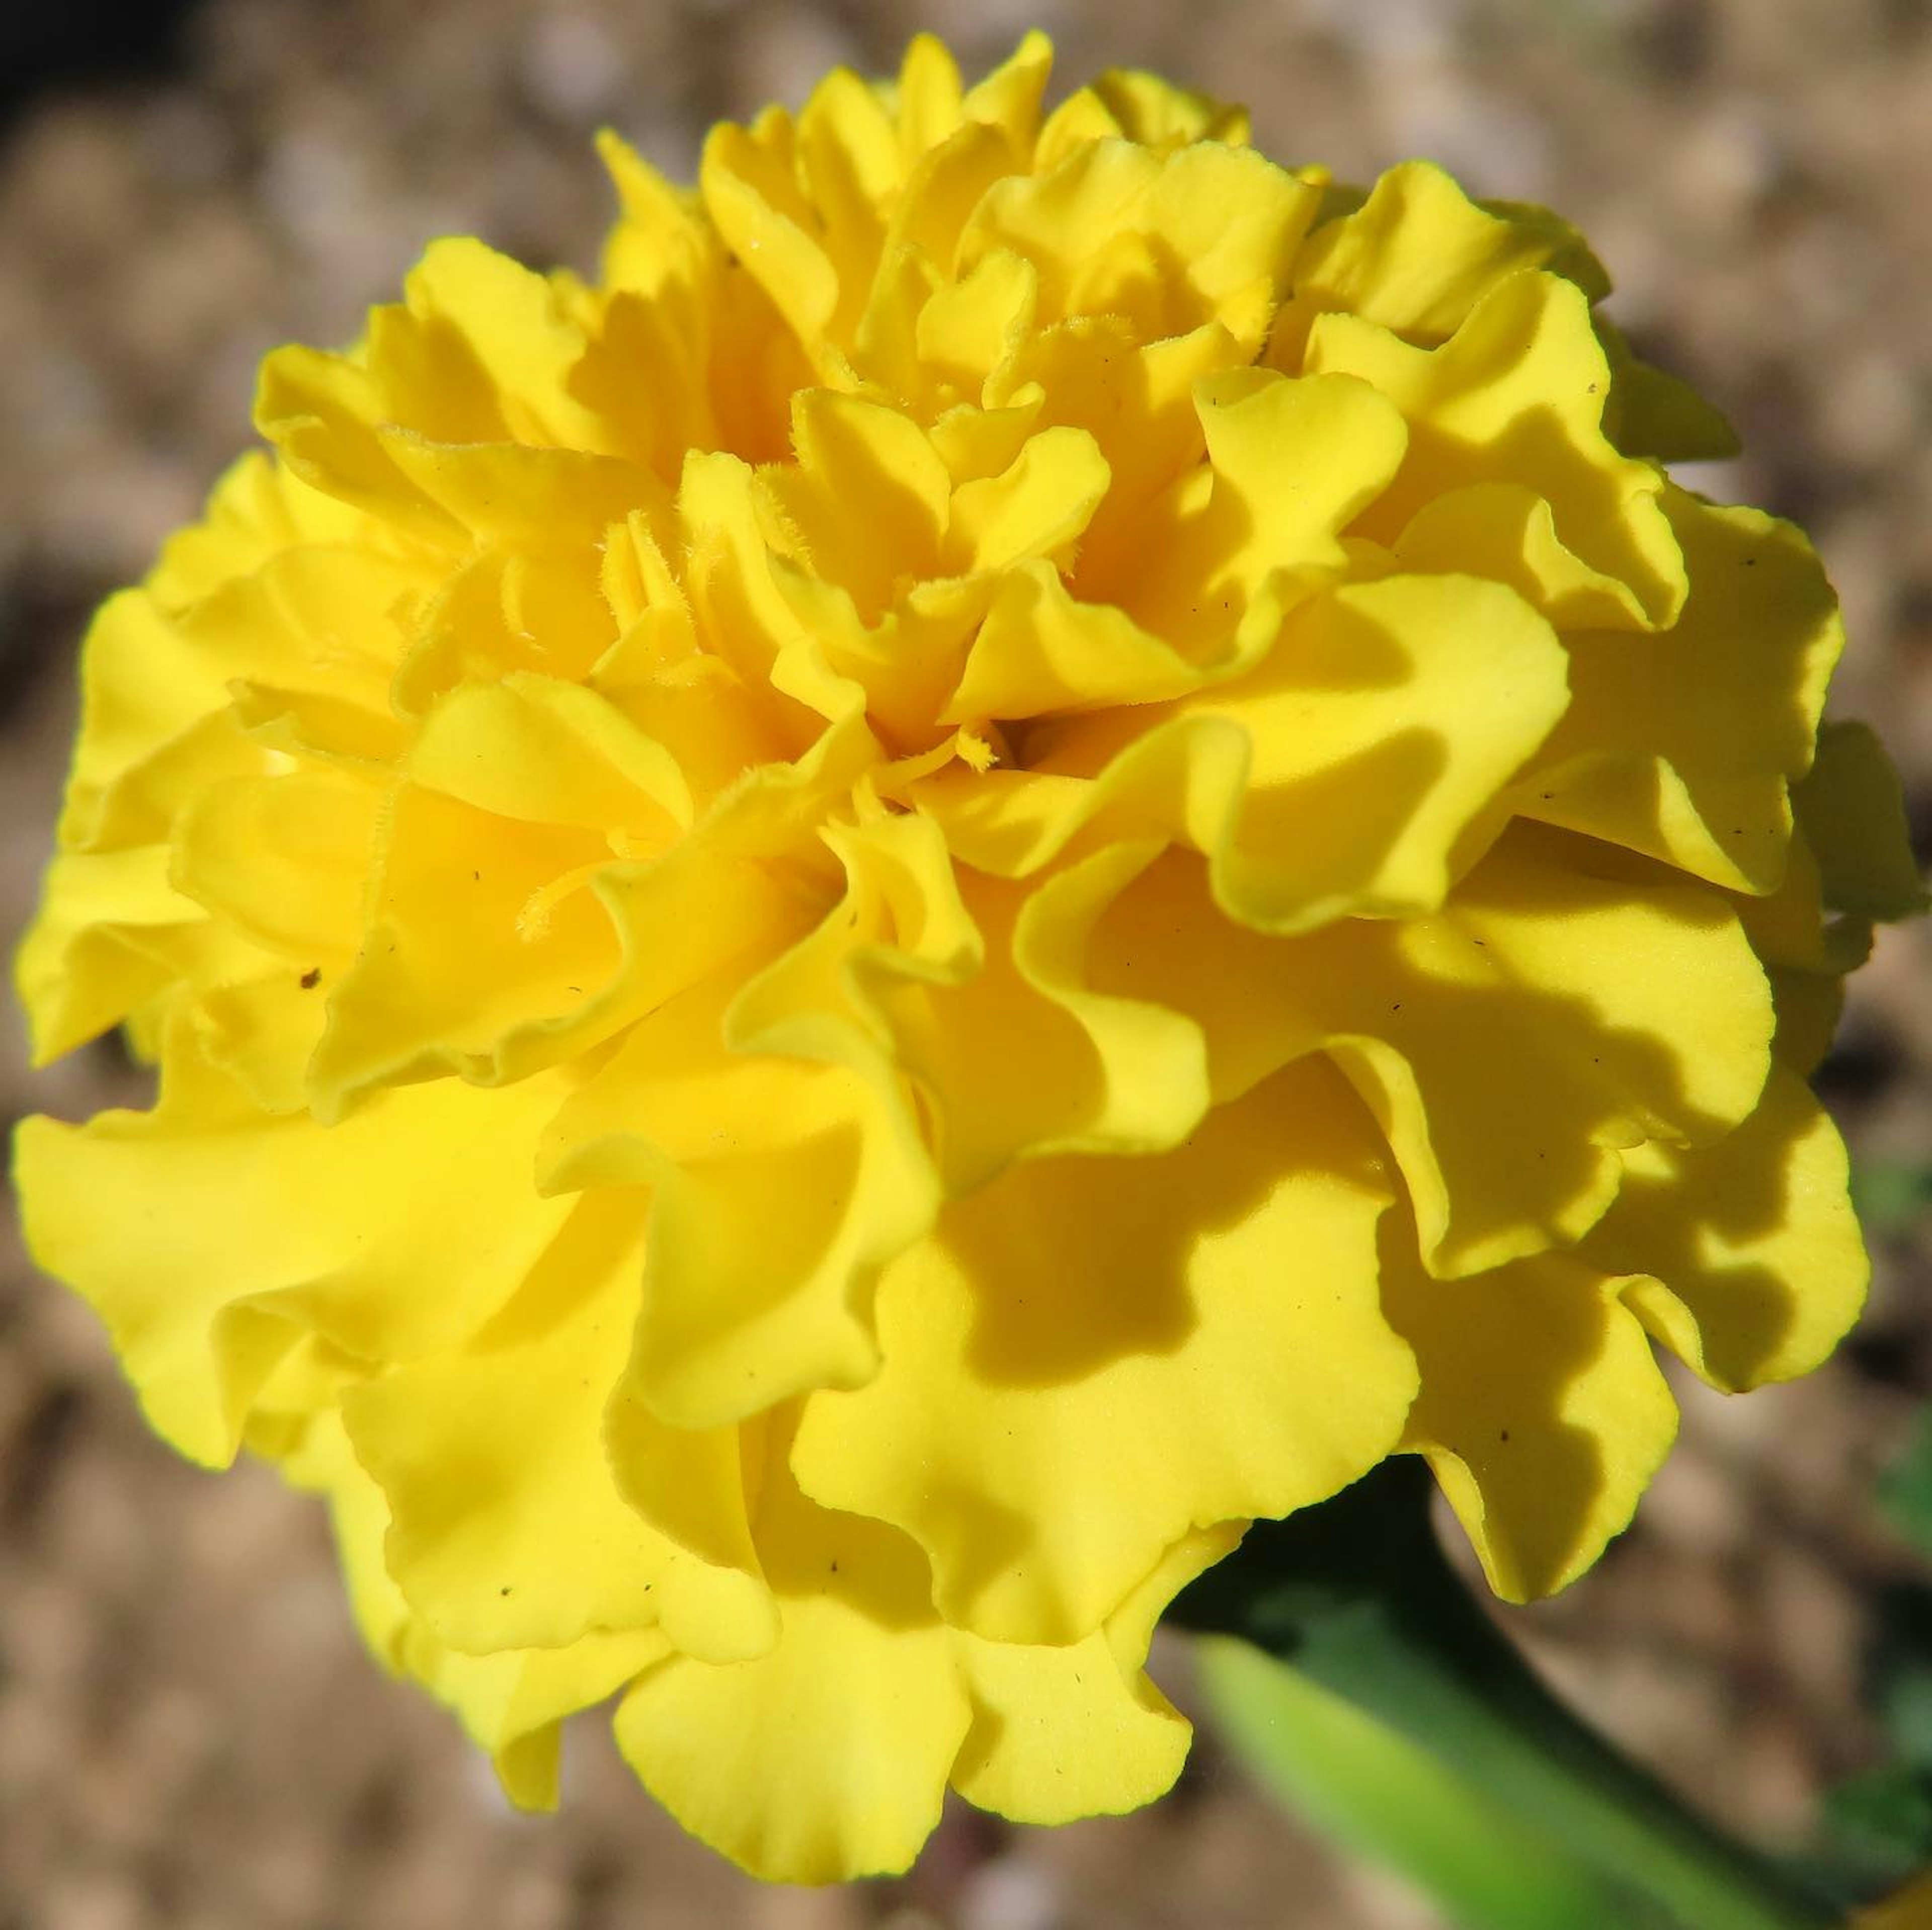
[15,33,1924,1882]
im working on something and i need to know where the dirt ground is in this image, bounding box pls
[3,3,1931,1926]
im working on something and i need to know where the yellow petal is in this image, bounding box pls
[343,1191,775,1660]
[539,974,940,1430]
[1271,159,1608,367]
[149,449,368,612]
[305,781,620,1115]
[15,1016,576,1464]
[944,423,1109,578]
[1032,570,1570,932]
[255,344,465,545]
[1796,720,1928,923]
[1582,1066,1867,1393]
[700,118,840,357]
[1038,68,1248,163]
[382,236,611,452]
[1333,832,1773,1276]
[950,1525,1238,1824]
[944,562,1213,730]
[1395,481,1653,631]
[170,767,382,963]
[791,1057,1413,1645]
[1384,1217,1677,1601]
[893,34,965,163]
[286,1408,662,1811]
[374,431,664,545]
[15,845,220,1063]
[1595,317,1739,463]
[406,671,691,842]
[1515,486,1842,895]
[1306,270,1683,628]
[1090,827,1773,1277]
[1089,366,1407,646]
[57,590,231,852]
[613,1464,971,1884]
[958,30,1053,151]
[845,846,1209,1192]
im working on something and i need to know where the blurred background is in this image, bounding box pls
[3,2,1931,1925]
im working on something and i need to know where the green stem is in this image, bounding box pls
[1170,1459,1841,1930]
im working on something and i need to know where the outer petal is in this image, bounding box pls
[1514,487,1842,895]
[1090,828,1773,1278]
[1305,271,1684,629]
[16,844,260,1064]
[1383,1228,1678,1602]
[613,1464,972,1884]
[341,1191,776,1661]
[1797,720,1928,923]
[15,1016,576,1465]
[1330,828,1774,1275]
[790,1057,1414,1645]
[950,1523,1240,1824]
[170,766,383,965]
[1581,1065,1868,1393]
[285,1409,661,1811]
[1269,158,1608,366]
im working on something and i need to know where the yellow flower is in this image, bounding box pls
[13,33,1923,1883]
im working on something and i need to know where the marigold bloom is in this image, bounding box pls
[14,33,1924,1882]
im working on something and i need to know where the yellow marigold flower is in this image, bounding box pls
[14,33,1924,1882]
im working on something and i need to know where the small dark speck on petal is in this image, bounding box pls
[299,968,321,989]
[500,1585,513,1596]
[1743,557,1757,566]
[830,1560,840,1574]
[473,870,481,881]
[1499,1430,1511,1443]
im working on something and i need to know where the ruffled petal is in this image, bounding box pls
[342,1191,775,1660]
[613,1465,972,1884]
[1582,1066,1868,1392]
[1269,158,1607,366]
[950,1524,1239,1824]
[790,1057,1413,1644]
[16,1016,576,1464]
[1089,828,1774,1277]
[539,973,940,1429]
[1515,486,1843,895]
[1797,720,1928,923]
[1384,1229,1677,1601]
[1304,270,1684,629]
[929,569,1570,935]
[285,1409,662,1811]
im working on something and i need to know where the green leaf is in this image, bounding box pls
[1172,1459,1842,1930]
[1195,1635,1657,1929]
[1822,1765,1932,1874]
